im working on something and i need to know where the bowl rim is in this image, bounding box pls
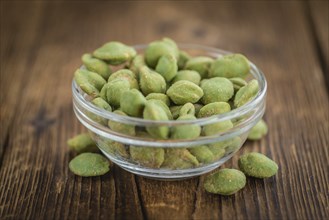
[72,43,267,126]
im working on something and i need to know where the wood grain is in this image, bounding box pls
[1,1,328,220]
[309,0,329,64]
[309,0,329,91]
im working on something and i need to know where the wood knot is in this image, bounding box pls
[30,106,55,136]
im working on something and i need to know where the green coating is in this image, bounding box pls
[200,77,234,104]
[234,79,259,108]
[167,80,204,105]
[120,89,147,117]
[82,53,112,80]
[204,169,246,195]
[67,133,99,154]
[247,119,268,140]
[238,152,278,178]
[209,54,250,78]
[69,153,110,177]
[93,41,136,65]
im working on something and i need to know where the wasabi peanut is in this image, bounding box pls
[238,152,278,178]
[143,101,169,139]
[100,79,130,107]
[209,54,250,78]
[130,54,145,77]
[229,77,248,92]
[69,153,110,177]
[89,97,112,125]
[189,145,214,164]
[185,56,213,78]
[98,140,129,159]
[108,110,136,136]
[247,119,268,140]
[130,146,165,168]
[108,69,139,90]
[162,149,199,169]
[172,70,201,85]
[139,66,167,95]
[204,169,246,195]
[167,80,204,104]
[74,69,106,97]
[200,77,234,104]
[82,54,112,80]
[234,79,259,108]
[145,38,179,68]
[120,89,146,117]
[177,50,191,70]
[146,93,171,106]
[147,99,173,120]
[67,133,99,154]
[155,54,178,82]
[93,41,136,65]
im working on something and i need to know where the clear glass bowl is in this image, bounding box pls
[72,44,267,180]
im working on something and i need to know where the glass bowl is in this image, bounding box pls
[72,44,267,180]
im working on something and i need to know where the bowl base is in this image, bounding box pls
[100,149,233,180]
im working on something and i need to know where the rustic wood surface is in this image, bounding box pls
[1,1,328,220]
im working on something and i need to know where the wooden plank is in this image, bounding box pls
[0,1,45,163]
[0,1,328,220]
[309,0,329,66]
[309,0,329,89]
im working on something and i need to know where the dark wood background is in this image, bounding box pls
[1,1,328,219]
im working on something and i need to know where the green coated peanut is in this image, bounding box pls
[91,97,112,112]
[146,93,171,106]
[162,148,199,169]
[234,79,259,108]
[189,145,214,164]
[143,101,169,139]
[204,169,246,195]
[82,53,112,80]
[171,70,201,85]
[98,139,129,159]
[120,89,147,117]
[238,152,278,178]
[209,54,250,78]
[145,38,179,68]
[169,105,183,119]
[229,77,248,92]
[67,133,99,154]
[224,137,242,154]
[197,102,231,118]
[139,66,167,95]
[171,114,201,139]
[130,146,165,168]
[177,50,191,70]
[90,97,112,125]
[108,69,139,90]
[108,110,135,136]
[167,80,204,105]
[69,153,110,177]
[185,56,213,78]
[147,99,173,120]
[100,79,130,108]
[129,54,145,77]
[203,120,233,136]
[247,119,268,140]
[155,54,178,82]
[74,69,106,97]
[179,103,195,117]
[200,77,234,104]
[93,41,136,65]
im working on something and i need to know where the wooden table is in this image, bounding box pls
[1,1,328,219]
